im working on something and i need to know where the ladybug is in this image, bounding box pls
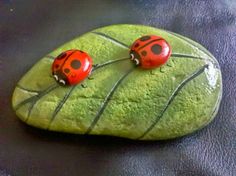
[52,49,92,86]
[130,35,172,69]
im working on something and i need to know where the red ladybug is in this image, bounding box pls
[130,35,171,69]
[52,49,92,86]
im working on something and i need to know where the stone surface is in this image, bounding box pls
[12,24,222,140]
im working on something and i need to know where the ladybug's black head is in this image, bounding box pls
[130,50,141,66]
[52,71,69,86]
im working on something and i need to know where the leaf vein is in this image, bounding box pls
[166,31,215,59]
[91,31,129,49]
[85,67,135,134]
[137,64,209,139]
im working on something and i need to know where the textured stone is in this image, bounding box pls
[12,24,222,140]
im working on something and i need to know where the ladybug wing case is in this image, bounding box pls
[52,50,76,74]
[139,39,171,68]
[131,35,171,69]
[64,52,93,85]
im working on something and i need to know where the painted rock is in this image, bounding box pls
[12,24,222,140]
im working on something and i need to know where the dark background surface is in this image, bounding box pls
[0,0,236,175]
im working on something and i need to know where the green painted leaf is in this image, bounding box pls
[12,24,222,140]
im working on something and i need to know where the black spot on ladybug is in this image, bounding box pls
[71,60,81,69]
[64,68,70,73]
[140,36,151,41]
[55,64,60,69]
[134,43,140,48]
[57,52,67,60]
[151,44,162,55]
[80,50,84,53]
[141,50,147,56]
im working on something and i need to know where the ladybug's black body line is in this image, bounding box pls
[136,64,209,140]
[137,39,163,51]
[59,50,76,70]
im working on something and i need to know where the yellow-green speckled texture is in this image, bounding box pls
[12,24,222,140]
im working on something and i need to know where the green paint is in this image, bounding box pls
[12,24,222,140]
